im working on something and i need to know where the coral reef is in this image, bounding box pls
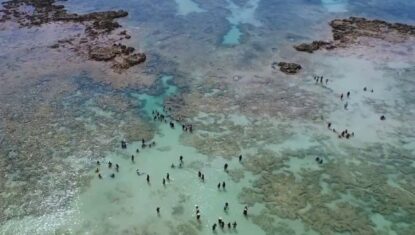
[237,143,415,235]
[0,0,146,72]
[0,76,155,222]
[294,17,415,52]
[294,40,333,53]
[277,62,302,74]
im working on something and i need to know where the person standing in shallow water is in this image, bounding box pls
[212,223,217,231]
[146,174,150,183]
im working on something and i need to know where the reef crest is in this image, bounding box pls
[0,0,146,72]
[294,17,415,53]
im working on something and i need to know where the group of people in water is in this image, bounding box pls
[193,203,240,231]
[313,75,328,85]
[213,217,238,231]
[95,160,120,179]
[152,154,248,231]
[152,109,193,133]
[315,75,386,143]
[94,108,249,232]
[327,122,355,139]
[313,74,359,141]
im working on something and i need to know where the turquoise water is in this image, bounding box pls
[174,0,205,15]
[131,75,177,116]
[221,0,261,45]
[1,0,415,234]
[222,24,242,45]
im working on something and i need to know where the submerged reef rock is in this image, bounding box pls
[294,40,333,53]
[238,144,415,235]
[0,0,145,72]
[277,62,302,74]
[112,52,147,71]
[294,17,415,52]
[0,77,155,222]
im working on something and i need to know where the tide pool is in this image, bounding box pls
[131,75,177,117]
[222,24,242,45]
[221,0,261,45]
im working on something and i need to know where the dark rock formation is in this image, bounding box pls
[111,53,147,71]
[330,17,415,45]
[294,17,415,53]
[89,47,118,61]
[0,0,145,71]
[0,0,128,30]
[294,41,333,53]
[277,62,302,74]
[124,53,147,66]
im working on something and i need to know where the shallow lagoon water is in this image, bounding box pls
[321,0,348,13]
[221,0,261,45]
[1,0,415,234]
[174,0,205,15]
[222,24,242,45]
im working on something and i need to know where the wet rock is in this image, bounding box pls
[294,40,333,53]
[0,0,145,72]
[79,38,88,44]
[294,17,415,53]
[89,47,118,61]
[112,53,146,71]
[49,43,59,49]
[125,53,146,65]
[277,62,302,74]
[330,17,415,45]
